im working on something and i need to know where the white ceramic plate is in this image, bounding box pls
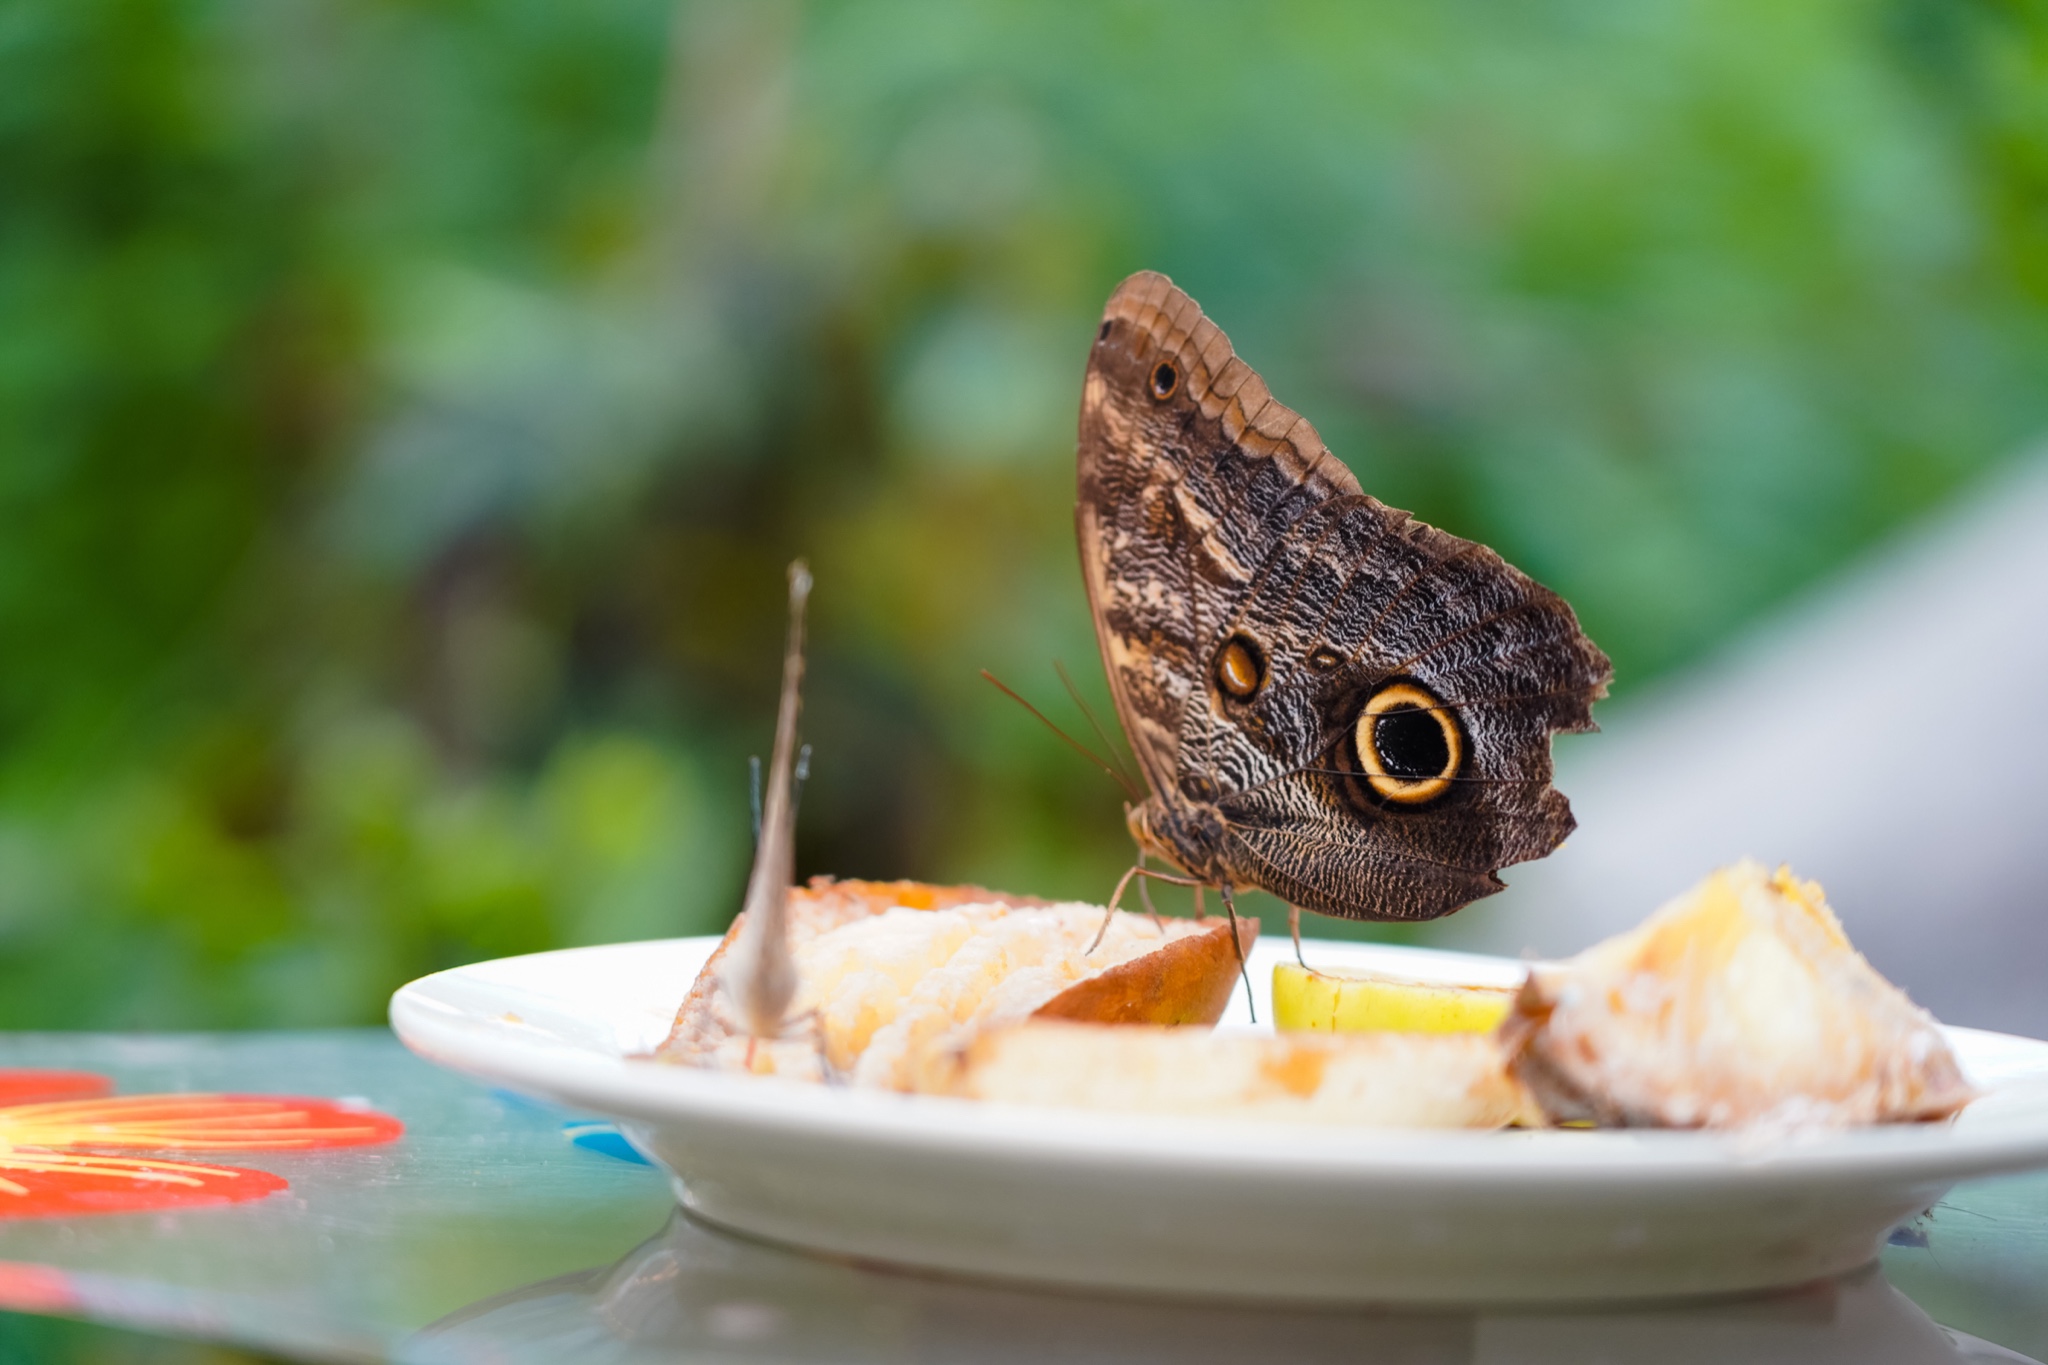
[390,936,2048,1305]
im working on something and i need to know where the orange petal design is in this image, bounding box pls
[0,1095,404,1153]
[0,1152,288,1220]
[0,1071,112,1106]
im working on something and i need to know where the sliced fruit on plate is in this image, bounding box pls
[942,1020,1539,1128]
[657,878,1257,1091]
[1501,860,1978,1130]
[1272,962,1515,1034]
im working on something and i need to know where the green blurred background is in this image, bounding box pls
[5,0,2048,1357]
[5,0,2047,1041]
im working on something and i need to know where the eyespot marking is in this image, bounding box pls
[1308,647,1344,671]
[1355,680,1463,805]
[1215,635,1265,701]
[1150,361,1179,400]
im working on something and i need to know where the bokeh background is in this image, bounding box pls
[7,1,2048,1358]
[6,0,2048,1027]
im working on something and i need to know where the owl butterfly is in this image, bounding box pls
[1078,271,1612,926]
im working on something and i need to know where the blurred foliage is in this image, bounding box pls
[0,1312,284,1365]
[3,0,2048,1029]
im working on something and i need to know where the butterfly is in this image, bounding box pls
[1077,271,1611,927]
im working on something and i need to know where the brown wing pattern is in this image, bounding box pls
[1205,496,1611,920]
[1077,270,1612,924]
[1076,270,1362,797]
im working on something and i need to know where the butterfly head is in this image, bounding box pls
[1125,795,1227,886]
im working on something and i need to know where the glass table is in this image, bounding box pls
[0,1030,2043,1364]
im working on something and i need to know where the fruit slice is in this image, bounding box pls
[1272,962,1515,1035]
[1500,861,1977,1129]
[943,1021,1538,1128]
[656,878,1257,1090]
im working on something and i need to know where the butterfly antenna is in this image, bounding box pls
[980,670,1141,800]
[1054,660,1143,797]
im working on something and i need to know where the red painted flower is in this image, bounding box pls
[0,1069,402,1219]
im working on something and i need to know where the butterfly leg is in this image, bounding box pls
[1091,863,1144,951]
[1135,855,1167,934]
[1215,883,1257,1027]
[745,1008,840,1084]
[1091,865,1205,952]
[778,1007,841,1086]
[1284,905,1344,979]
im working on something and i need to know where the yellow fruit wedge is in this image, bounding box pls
[1273,962,1516,1034]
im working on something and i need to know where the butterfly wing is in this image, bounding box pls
[1205,495,1613,920]
[1077,271,1611,922]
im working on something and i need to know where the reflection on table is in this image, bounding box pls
[0,1030,2042,1364]
[412,1211,2036,1365]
